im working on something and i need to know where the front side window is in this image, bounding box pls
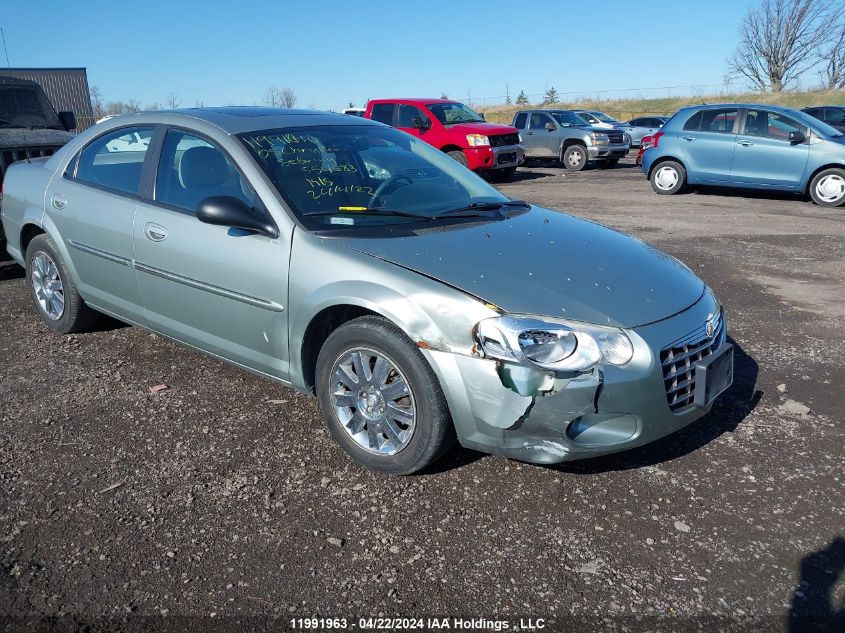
[743,110,804,141]
[369,103,395,125]
[239,125,507,231]
[74,126,155,194]
[529,113,552,130]
[426,102,484,125]
[397,104,426,129]
[155,130,254,212]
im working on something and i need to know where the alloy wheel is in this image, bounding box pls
[330,347,416,455]
[30,252,65,320]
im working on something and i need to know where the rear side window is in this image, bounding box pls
[370,103,395,126]
[155,129,254,212]
[683,109,737,133]
[513,112,527,129]
[682,111,702,131]
[73,126,155,195]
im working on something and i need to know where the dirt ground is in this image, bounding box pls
[1,156,843,632]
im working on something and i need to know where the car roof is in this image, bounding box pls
[676,102,804,114]
[108,107,380,134]
[368,98,458,105]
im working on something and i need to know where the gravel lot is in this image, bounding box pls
[1,156,843,632]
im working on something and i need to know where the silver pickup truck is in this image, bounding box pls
[512,109,629,170]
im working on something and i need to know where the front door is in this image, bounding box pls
[678,108,739,183]
[526,112,558,157]
[395,104,432,141]
[133,128,291,380]
[730,109,810,188]
[45,125,155,319]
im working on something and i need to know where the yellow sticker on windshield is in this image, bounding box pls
[338,206,367,212]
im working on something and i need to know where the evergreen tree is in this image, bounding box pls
[515,90,529,105]
[543,86,559,105]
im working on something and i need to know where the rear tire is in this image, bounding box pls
[649,160,686,195]
[446,150,468,168]
[598,159,619,169]
[315,316,455,475]
[561,144,588,171]
[25,234,100,334]
[809,168,845,207]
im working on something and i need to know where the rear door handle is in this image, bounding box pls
[682,135,696,142]
[144,222,167,242]
[50,193,67,210]
[737,140,753,147]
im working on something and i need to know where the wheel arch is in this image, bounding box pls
[19,223,46,256]
[440,144,464,154]
[647,155,687,179]
[803,163,845,194]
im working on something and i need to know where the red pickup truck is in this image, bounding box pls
[364,98,524,181]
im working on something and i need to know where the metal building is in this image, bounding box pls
[0,67,94,130]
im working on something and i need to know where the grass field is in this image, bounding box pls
[477,88,845,123]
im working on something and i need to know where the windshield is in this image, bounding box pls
[549,111,586,127]
[792,109,843,137]
[239,125,509,231]
[589,111,619,123]
[575,112,600,125]
[0,85,63,129]
[427,102,484,125]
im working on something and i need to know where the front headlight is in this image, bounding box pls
[590,132,609,146]
[474,315,633,372]
[466,134,490,147]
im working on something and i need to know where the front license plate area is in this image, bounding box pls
[497,152,516,165]
[694,344,734,406]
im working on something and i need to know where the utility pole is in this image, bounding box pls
[0,28,10,67]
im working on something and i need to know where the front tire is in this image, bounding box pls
[315,316,455,475]
[25,234,100,334]
[650,160,686,195]
[561,144,588,171]
[809,168,845,207]
[446,150,468,168]
[598,159,619,169]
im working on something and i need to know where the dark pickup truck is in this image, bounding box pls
[0,77,77,250]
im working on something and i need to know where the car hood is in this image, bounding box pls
[336,207,706,328]
[443,122,518,136]
[0,127,75,149]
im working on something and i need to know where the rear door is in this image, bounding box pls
[824,108,845,134]
[132,127,291,379]
[46,125,155,320]
[677,108,738,182]
[730,108,810,188]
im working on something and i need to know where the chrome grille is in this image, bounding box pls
[660,312,725,412]
[607,131,625,145]
[0,146,59,181]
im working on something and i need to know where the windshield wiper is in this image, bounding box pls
[302,208,437,221]
[433,200,531,219]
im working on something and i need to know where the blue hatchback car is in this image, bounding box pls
[641,104,845,207]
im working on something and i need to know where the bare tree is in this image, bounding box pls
[727,0,844,92]
[89,85,105,120]
[263,86,282,107]
[165,92,181,109]
[819,22,845,88]
[280,87,297,108]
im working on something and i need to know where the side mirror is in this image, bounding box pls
[196,196,278,237]
[413,117,430,130]
[58,111,77,131]
[544,122,557,131]
[789,131,806,145]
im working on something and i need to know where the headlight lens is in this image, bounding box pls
[475,315,633,371]
[590,132,609,146]
[466,134,490,147]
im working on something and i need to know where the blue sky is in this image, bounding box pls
[2,0,765,110]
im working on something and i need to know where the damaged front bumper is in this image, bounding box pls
[421,290,723,464]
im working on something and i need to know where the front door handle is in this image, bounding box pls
[50,193,67,210]
[682,135,696,142]
[527,131,533,135]
[737,140,753,147]
[144,222,167,242]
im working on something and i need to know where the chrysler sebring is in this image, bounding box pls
[0,108,733,474]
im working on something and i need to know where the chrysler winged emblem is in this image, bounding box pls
[706,315,717,338]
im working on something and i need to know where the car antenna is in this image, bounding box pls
[691,84,706,106]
